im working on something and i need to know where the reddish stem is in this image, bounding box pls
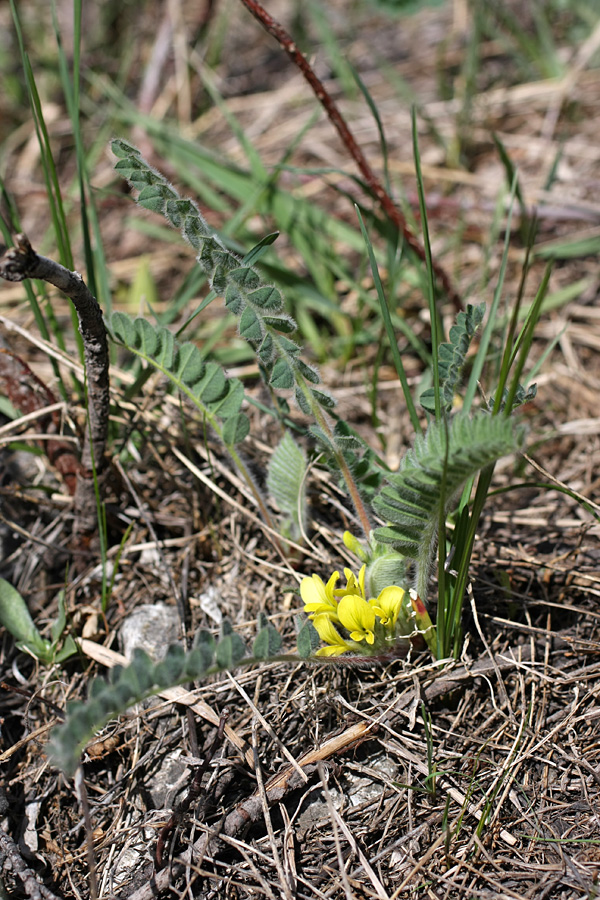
[238,0,460,309]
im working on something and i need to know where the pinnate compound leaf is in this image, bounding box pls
[49,642,204,775]
[266,430,308,539]
[420,303,485,414]
[372,412,525,555]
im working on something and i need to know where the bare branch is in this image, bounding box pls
[0,233,110,539]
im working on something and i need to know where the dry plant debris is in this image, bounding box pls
[1,1,600,898]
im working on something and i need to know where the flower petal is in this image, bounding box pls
[338,595,376,644]
[301,572,340,617]
[312,614,353,656]
[370,586,405,627]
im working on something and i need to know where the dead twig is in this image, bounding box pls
[237,0,460,309]
[0,827,65,900]
[155,708,230,869]
[0,233,109,540]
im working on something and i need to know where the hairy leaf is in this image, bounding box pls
[111,140,333,419]
[253,623,283,659]
[266,430,308,540]
[421,303,485,415]
[372,412,525,557]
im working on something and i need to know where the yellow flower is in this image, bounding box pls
[311,614,354,657]
[301,571,340,621]
[369,586,405,628]
[338,594,376,645]
[334,565,367,600]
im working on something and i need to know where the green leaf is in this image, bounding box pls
[253,624,282,659]
[269,358,295,390]
[193,362,227,403]
[193,628,216,661]
[241,232,279,266]
[137,183,177,214]
[154,644,186,685]
[221,412,250,445]
[134,318,159,356]
[224,284,246,314]
[239,306,264,342]
[110,311,136,346]
[211,379,245,418]
[183,646,210,678]
[52,635,78,664]
[229,266,260,290]
[174,343,206,384]
[257,332,275,365]
[0,578,47,654]
[310,388,335,409]
[266,431,308,539]
[372,413,525,557]
[111,138,140,159]
[262,315,296,334]
[248,286,284,312]
[296,359,320,385]
[420,303,485,415]
[296,618,320,658]
[50,590,67,644]
[216,633,247,668]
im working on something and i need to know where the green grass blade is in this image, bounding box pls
[356,206,421,435]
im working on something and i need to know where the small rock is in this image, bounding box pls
[120,603,181,662]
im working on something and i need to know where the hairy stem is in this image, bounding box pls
[238,0,460,309]
[0,233,109,539]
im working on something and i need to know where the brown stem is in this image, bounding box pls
[0,826,66,900]
[0,234,109,540]
[155,708,230,869]
[238,0,460,309]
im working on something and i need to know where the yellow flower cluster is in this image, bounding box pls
[300,565,407,657]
